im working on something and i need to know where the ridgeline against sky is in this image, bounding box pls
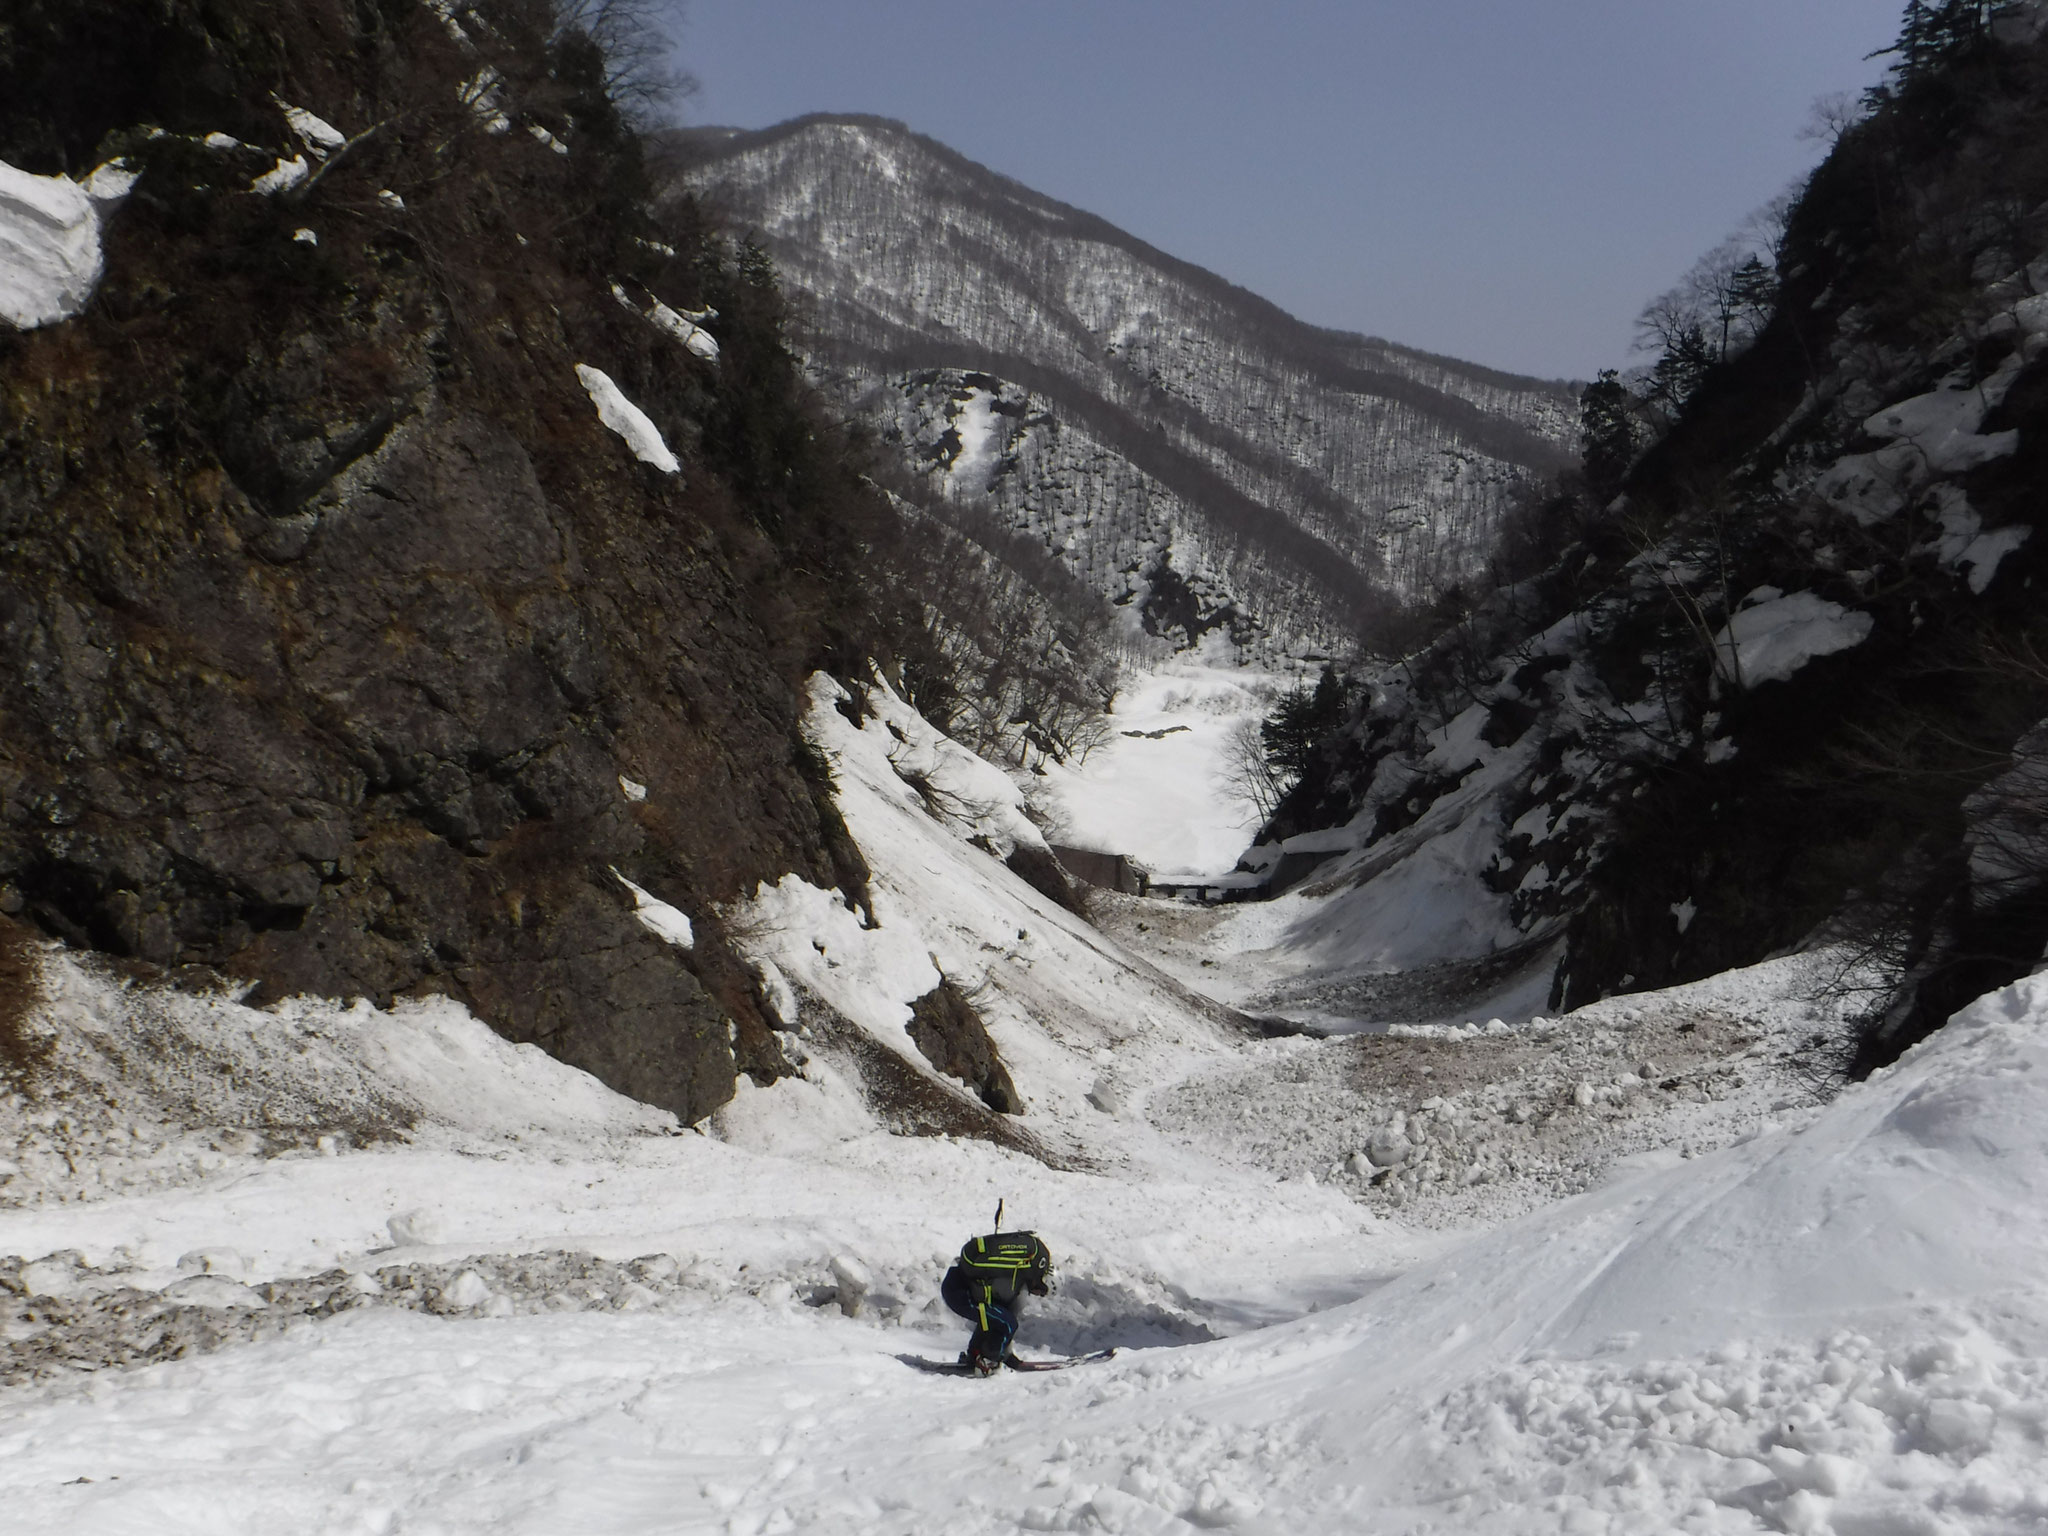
[669,0,1905,379]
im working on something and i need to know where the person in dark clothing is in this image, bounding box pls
[941,1228,1056,1375]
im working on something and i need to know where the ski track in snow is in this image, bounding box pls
[4,662,2048,1533]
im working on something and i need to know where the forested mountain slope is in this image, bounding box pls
[671,116,1579,655]
[1244,1,2048,1066]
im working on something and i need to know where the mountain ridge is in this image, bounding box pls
[667,113,1581,655]
[677,113,1578,403]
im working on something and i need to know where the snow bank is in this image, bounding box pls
[1864,379,2020,475]
[1,943,673,1215]
[1818,366,2024,528]
[1201,692,1535,1010]
[1713,590,1874,688]
[0,160,113,328]
[724,670,1247,1145]
[1330,970,2048,1530]
[574,365,680,473]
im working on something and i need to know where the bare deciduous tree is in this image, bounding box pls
[550,0,698,124]
[1217,716,1290,823]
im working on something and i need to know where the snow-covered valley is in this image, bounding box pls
[6,667,2041,1536]
[8,7,2048,1533]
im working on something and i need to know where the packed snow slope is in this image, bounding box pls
[712,668,1264,1166]
[4,918,2042,1533]
[670,115,1578,653]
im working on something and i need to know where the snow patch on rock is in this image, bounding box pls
[0,160,108,328]
[1712,591,1874,688]
[612,871,694,951]
[574,364,680,473]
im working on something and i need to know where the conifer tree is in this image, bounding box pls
[1881,1,1993,85]
[1580,370,1641,505]
[1261,665,1348,781]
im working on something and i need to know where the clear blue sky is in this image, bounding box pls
[663,1,1905,381]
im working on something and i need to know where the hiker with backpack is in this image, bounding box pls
[940,1212,1056,1376]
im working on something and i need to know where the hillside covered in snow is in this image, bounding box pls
[670,115,1580,655]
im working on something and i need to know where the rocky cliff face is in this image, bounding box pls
[670,116,1580,655]
[0,0,906,1123]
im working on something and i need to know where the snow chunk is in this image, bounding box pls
[528,123,570,156]
[250,154,310,196]
[613,870,694,950]
[575,365,680,473]
[460,69,511,134]
[19,1258,83,1298]
[387,1209,446,1247]
[421,0,471,43]
[81,161,140,204]
[439,1270,491,1310]
[828,1254,871,1316]
[1865,382,2019,474]
[378,189,406,212]
[1712,591,1874,688]
[202,132,244,152]
[611,282,720,363]
[292,227,318,247]
[751,959,797,1026]
[657,301,721,362]
[274,97,347,156]
[618,775,648,803]
[0,160,105,328]
[161,1275,267,1309]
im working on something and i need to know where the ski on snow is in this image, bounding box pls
[903,1348,1117,1376]
[1003,1348,1116,1372]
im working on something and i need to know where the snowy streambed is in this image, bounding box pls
[7,954,2048,1533]
[4,966,2048,1531]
